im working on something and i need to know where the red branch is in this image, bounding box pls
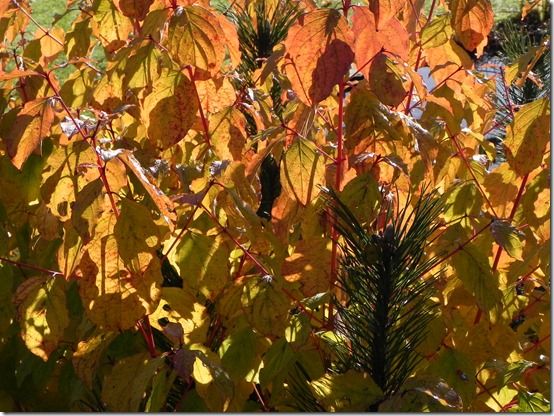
[199,202,325,326]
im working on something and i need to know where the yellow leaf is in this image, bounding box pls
[78,211,162,330]
[450,0,494,57]
[149,287,209,345]
[443,181,483,229]
[13,276,69,361]
[310,370,383,411]
[165,6,226,75]
[242,277,291,337]
[171,232,230,299]
[92,0,133,52]
[450,245,501,312]
[281,139,325,206]
[504,97,550,177]
[282,238,331,297]
[195,76,237,114]
[283,9,354,105]
[210,107,247,161]
[483,163,519,218]
[420,14,453,48]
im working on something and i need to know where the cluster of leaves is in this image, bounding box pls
[0,0,549,411]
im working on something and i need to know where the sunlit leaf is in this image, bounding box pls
[283,8,354,105]
[450,0,494,57]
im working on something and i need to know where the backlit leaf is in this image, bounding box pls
[450,244,501,312]
[281,139,325,206]
[369,53,408,107]
[3,98,55,170]
[504,97,550,176]
[210,107,247,161]
[72,331,117,389]
[283,8,354,105]
[78,211,162,330]
[149,287,209,345]
[351,6,409,78]
[13,276,69,361]
[118,150,177,228]
[92,0,133,52]
[450,0,494,57]
[490,219,524,260]
[310,370,383,411]
[171,232,230,299]
[165,5,226,75]
[142,70,198,150]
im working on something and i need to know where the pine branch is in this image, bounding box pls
[322,186,444,400]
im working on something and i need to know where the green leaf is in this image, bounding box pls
[426,349,476,409]
[338,172,380,224]
[13,276,69,361]
[172,232,230,299]
[450,244,501,311]
[242,277,290,336]
[219,326,266,380]
[515,391,550,412]
[259,339,295,387]
[101,352,165,411]
[281,139,325,206]
[443,181,483,229]
[145,366,177,412]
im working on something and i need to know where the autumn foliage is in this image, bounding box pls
[0,0,550,411]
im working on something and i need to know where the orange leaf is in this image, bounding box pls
[142,70,198,149]
[450,0,494,57]
[116,0,154,20]
[351,6,409,77]
[0,69,39,81]
[283,9,354,105]
[369,0,405,30]
[118,150,177,229]
[4,98,55,170]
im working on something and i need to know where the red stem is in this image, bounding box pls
[43,73,120,218]
[328,80,346,326]
[199,202,325,326]
[523,334,550,353]
[476,379,504,410]
[476,173,529,324]
[185,66,211,148]
[0,256,64,277]
[137,316,158,358]
[404,0,437,114]
[450,132,499,218]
